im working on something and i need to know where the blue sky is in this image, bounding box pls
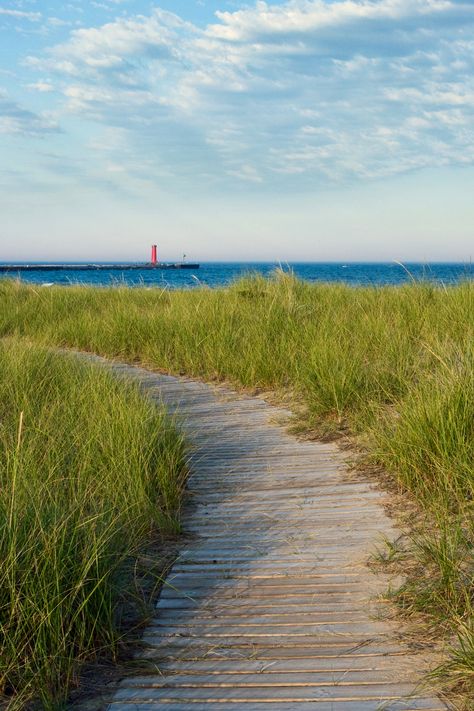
[1,0,473,262]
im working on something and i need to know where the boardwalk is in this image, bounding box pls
[98,359,445,711]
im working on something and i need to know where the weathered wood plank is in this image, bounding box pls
[115,684,434,704]
[137,655,421,673]
[109,701,443,711]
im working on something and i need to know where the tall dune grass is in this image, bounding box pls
[0,340,186,709]
[0,274,472,700]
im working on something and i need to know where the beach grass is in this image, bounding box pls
[0,339,186,709]
[0,273,472,702]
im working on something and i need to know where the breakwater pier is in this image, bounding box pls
[0,262,199,272]
[0,244,199,272]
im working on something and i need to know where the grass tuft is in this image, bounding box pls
[0,340,186,708]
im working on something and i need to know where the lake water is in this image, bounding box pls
[0,262,471,288]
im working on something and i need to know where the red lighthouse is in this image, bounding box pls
[151,244,157,265]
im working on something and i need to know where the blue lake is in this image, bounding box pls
[0,262,471,288]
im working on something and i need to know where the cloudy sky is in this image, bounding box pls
[1,0,473,262]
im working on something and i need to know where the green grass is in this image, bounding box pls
[0,273,473,703]
[0,339,186,709]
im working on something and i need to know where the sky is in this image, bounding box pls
[0,0,473,262]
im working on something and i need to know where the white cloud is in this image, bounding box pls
[28,81,54,92]
[209,0,461,41]
[227,163,263,182]
[0,8,41,21]
[0,89,59,135]
[21,0,474,188]
[47,17,71,28]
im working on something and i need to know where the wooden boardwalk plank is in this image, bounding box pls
[89,358,447,711]
[109,702,443,711]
